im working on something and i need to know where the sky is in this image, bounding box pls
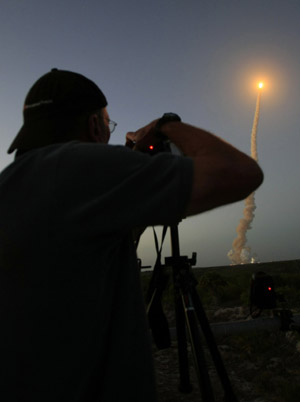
[0,0,300,268]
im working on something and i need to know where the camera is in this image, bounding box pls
[145,112,182,155]
[250,271,277,314]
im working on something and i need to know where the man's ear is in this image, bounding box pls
[87,113,102,143]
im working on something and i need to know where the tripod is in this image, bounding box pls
[146,225,238,402]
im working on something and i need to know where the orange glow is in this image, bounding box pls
[258,82,264,89]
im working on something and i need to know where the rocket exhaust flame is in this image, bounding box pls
[228,87,262,264]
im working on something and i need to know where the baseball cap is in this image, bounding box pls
[7,68,108,153]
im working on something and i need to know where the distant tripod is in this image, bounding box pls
[146,225,238,402]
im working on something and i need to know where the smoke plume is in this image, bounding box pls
[228,91,261,264]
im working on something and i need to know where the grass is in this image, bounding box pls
[142,259,300,312]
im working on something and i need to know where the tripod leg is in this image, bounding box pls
[181,292,216,402]
[190,287,238,402]
[174,286,193,393]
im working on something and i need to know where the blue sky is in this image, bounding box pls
[1,0,300,267]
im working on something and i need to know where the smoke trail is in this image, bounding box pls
[228,90,261,264]
[250,91,261,162]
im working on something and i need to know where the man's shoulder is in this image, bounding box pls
[9,141,191,181]
[47,141,132,159]
[12,142,131,165]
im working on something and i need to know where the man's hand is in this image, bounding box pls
[125,119,160,151]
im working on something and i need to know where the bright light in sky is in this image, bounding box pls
[258,82,264,89]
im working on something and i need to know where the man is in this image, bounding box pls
[0,68,263,402]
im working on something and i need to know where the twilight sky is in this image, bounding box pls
[1,0,300,268]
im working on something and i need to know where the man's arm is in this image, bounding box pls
[126,120,264,217]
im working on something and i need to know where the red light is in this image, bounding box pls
[149,145,154,150]
[268,287,272,291]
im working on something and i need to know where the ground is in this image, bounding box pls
[152,307,300,402]
[142,261,300,401]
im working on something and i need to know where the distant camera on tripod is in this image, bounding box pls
[250,271,277,316]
